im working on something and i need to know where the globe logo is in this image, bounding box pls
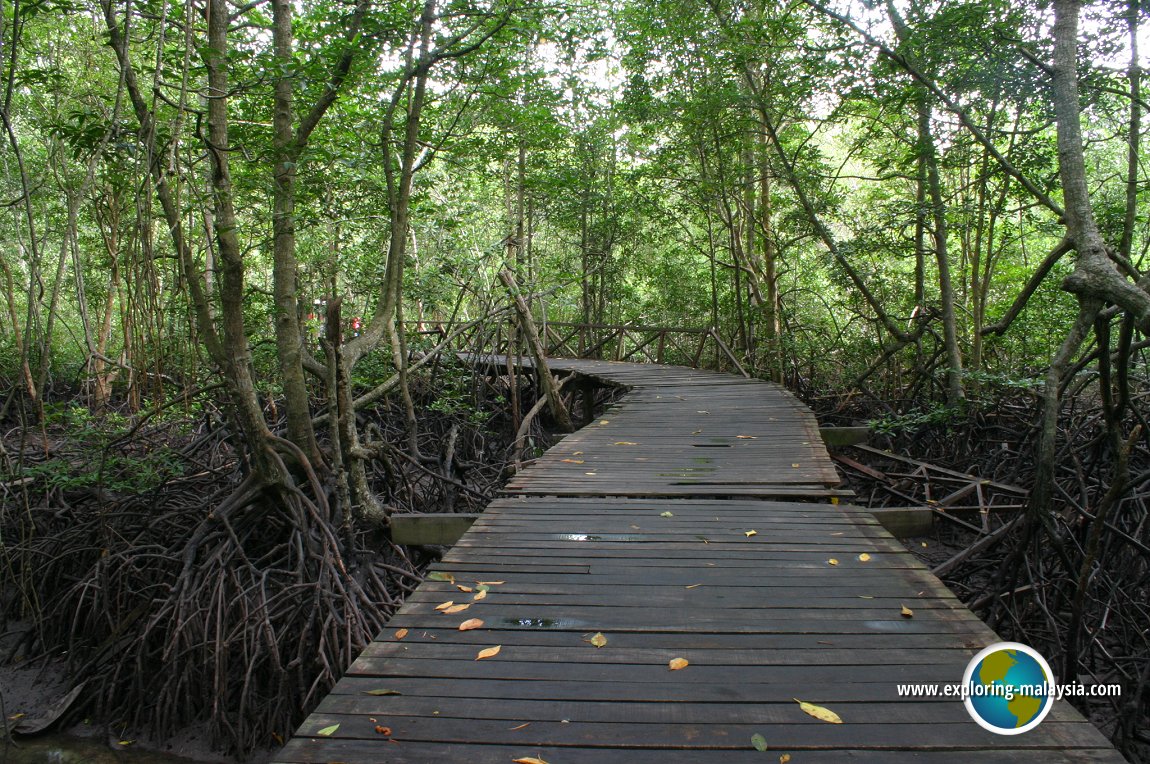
[963,642,1055,734]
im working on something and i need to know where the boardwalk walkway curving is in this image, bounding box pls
[275,359,1124,763]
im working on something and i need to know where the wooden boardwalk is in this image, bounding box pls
[276,360,1124,763]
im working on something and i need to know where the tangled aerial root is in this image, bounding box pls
[2,466,421,756]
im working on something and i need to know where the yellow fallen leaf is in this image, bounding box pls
[316,723,340,736]
[473,589,488,601]
[794,698,842,724]
[457,584,474,593]
[599,420,609,425]
[435,600,455,611]
[573,452,583,456]
[444,603,471,614]
[477,580,505,586]
[476,645,501,660]
[561,458,584,464]
[685,583,703,589]
[858,553,872,562]
[668,657,689,671]
[745,530,757,537]
[831,497,839,505]
[830,532,843,536]
[660,511,674,518]
[827,558,839,565]
[614,441,638,445]
[509,722,531,731]
[512,757,548,764]
[792,463,801,468]
[901,605,914,618]
[858,595,874,599]
[780,755,792,763]
[589,632,607,648]
[736,435,757,439]
[394,628,408,640]
[118,740,134,746]
[459,618,484,631]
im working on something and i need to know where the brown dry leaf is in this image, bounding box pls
[473,589,488,602]
[512,758,548,764]
[444,603,471,614]
[374,725,392,736]
[829,532,844,537]
[668,657,689,671]
[509,723,531,731]
[573,451,583,455]
[827,558,839,566]
[613,441,638,445]
[457,584,474,593]
[459,618,484,631]
[901,605,915,618]
[794,698,843,724]
[780,755,792,763]
[858,553,872,562]
[476,645,501,660]
[435,600,455,612]
[736,435,757,439]
[791,463,801,468]
[589,632,608,648]
[745,530,758,537]
[477,581,505,586]
[561,458,585,464]
[685,583,703,589]
[394,628,408,640]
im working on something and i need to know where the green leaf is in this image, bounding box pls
[316,724,340,737]
[427,571,454,582]
[751,733,768,751]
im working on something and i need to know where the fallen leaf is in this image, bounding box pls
[457,584,474,593]
[573,451,583,455]
[792,463,801,468]
[589,632,608,648]
[561,458,585,464]
[901,605,915,618]
[394,628,408,640]
[668,657,689,671]
[697,410,709,414]
[374,725,391,735]
[751,732,769,751]
[444,603,471,614]
[118,741,134,746]
[613,441,638,445]
[921,542,928,547]
[364,689,402,696]
[858,553,872,562]
[736,435,758,439]
[477,581,505,586]
[686,583,703,589]
[435,600,455,611]
[473,589,488,601]
[459,618,484,631]
[660,511,674,518]
[780,755,792,763]
[830,497,839,505]
[745,530,758,537]
[599,419,610,425]
[794,699,843,724]
[857,595,874,599]
[829,532,843,536]
[316,724,340,737]
[509,722,531,731]
[476,645,501,660]
[827,558,839,566]
[427,572,454,582]
[584,472,597,476]
[512,757,549,764]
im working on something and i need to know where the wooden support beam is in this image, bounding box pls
[819,426,871,447]
[870,506,934,538]
[391,513,481,546]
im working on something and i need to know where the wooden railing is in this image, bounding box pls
[404,319,748,376]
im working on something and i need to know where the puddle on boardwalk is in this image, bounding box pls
[557,534,643,542]
[500,617,584,629]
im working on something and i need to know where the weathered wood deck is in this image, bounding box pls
[275,360,1124,763]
